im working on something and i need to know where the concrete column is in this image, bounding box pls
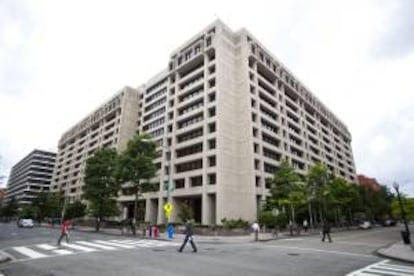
[202,192,213,225]
[170,196,178,223]
[145,198,157,224]
[157,196,165,225]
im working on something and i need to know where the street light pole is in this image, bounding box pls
[393,182,410,244]
[160,144,173,238]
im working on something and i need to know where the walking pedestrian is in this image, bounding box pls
[303,219,309,233]
[178,220,197,253]
[321,220,332,243]
[251,221,260,241]
[288,220,294,236]
[57,219,70,246]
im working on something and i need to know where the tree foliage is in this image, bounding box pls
[65,200,87,220]
[268,160,396,229]
[269,160,306,222]
[83,148,120,231]
[116,133,158,235]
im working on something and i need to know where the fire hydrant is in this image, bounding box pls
[153,226,159,238]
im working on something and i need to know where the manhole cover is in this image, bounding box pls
[152,249,165,252]
[287,253,299,256]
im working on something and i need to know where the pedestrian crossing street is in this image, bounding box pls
[347,259,414,276]
[4,239,180,262]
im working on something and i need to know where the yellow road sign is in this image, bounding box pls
[164,202,173,218]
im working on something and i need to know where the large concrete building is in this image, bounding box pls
[52,20,357,225]
[6,150,56,205]
[50,87,140,201]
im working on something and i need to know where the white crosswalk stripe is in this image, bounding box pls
[347,260,414,276]
[54,249,73,255]
[60,242,98,252]
[7,239,177,262]
[36,244,57,251]
[76,241,117,250]
[12,247,48,259]
[93,240,135,248]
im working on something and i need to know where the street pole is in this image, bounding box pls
[393,182,410,244]
[164,145,173,237]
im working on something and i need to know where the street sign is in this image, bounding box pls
[164,202,173,218]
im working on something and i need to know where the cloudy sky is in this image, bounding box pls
[1,0,413,195]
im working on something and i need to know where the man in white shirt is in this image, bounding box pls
[252,222,260,241]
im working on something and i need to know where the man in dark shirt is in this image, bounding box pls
[178,220,197,253]
[321,220,332,243]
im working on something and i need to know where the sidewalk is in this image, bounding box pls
[377,241,414,264]
[0,251,11,264]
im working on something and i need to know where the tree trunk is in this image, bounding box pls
[96,216,101,232]
[308,202,313,229]
[133,191,138,236]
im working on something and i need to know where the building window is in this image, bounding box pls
[175,179,185,189]
[209,92,216,102]
[208,139,216,149]
[209,122,216,133]
[255,176,260,187]
[208,173,216,185]
[209,107,216,117]
[254,159,260,170]
[190,175,203,187]
[208,156,216,167]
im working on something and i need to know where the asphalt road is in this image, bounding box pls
[0,223,412,276]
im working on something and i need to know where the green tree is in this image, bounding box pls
[46,192,64,219]
[2,196,19,221]
[65,200,86,220]
[392,196,414,221]
[269,160,305,223]
[178,201,193,223]
[116,134,158,235]
[19,205,36,219]
[324,177,356,226]
[32,192,50,223]
[307,163,330,224]
[83,148,120,232]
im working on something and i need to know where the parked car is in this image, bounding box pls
[17,218,34,228]
[382,219,396,227]
[358,221,372,229]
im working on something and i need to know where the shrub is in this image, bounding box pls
[221,217,249,229]
[258,211,277,228]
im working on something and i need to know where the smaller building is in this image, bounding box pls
[357,174,381,192]
[6,150,56,205]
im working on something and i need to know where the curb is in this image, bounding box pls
[0,251,12,264]
[376,243,414,264]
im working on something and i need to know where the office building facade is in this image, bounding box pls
[6,150,56,205]
[53,20,357,225]
[50,86,140,201]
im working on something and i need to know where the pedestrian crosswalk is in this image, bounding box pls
[4,239,180,262]
[347,260,414,276]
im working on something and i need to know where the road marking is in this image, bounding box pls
[6,239,177,263]
[346,260,414,276]
[60,243,97,252]
[53,249,73,255]
[37,244,57,250]
[328,241,380,247]
[76,241,117,250]
[13,247,47,259]
[93,240,135,248]
[265,244,375,258]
